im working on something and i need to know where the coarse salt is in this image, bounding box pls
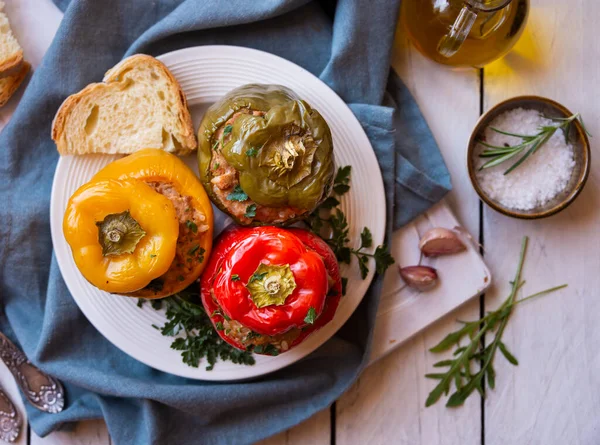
[474,108,576,211]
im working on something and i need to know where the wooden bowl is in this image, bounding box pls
[467,96,591,219]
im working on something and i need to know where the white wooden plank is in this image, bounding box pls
[258,409,330,445]
[483,1,600,444]
[337,18,483,445]
[31,420,110,445]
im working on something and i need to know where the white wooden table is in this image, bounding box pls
[2,0,599,444]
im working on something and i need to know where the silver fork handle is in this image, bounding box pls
[0,332,64,414]
[0,385,21,443]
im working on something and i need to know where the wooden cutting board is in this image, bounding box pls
[369,200,491,364]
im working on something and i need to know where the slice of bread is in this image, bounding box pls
[0,1,24,77]
[52,54,197,156]
[0,61,29,107]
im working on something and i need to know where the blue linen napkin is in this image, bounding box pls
[0,0,451,443]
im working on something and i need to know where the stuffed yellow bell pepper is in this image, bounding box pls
[63,179,179,293]
[64,149,214,298]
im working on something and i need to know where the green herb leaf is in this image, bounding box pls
[231,274,240,282]
[137,299,145,308]
[478,113,589,175]
[319,196,340,209]
[341,277,348,296]
[186,220,198,233]
[498,342,519,365]
[244,204,257,218]
[215,322,224,330]
[248,271,267,283]
[226,185,249,202]
[358,258,368,279]
[360,227,373,249]
[246,146,259,157]
[425,373,447,380]
[334,165,351,188]
[424,237,567,408]
[223,124,233,136]
[188,245,200,256]
[373,245,394,275]
[304,307,317,324]
[151,285,255,370]
[333,184,350,195]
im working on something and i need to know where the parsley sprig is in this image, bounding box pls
[424,237,567,407]
[307,166,394,279]
[138,286,255,370]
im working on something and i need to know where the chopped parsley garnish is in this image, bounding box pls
[341,277,348,296]
[215,322,224,330]
[198,247,206,263]
[246,146,259,157]
[188,245,200,256]
[333,165,351,195]
[248,271,267,283]
[146,279,164,292]
[212,140,219,151]
[150,254,157,258]
[186,220,198,233]
[244,204,257,218]
[137,298,145,308]
[307,166,394,279]
[226,185,248,202]
[177,275,185,282]
[151,286,255,370]
[304,307,317,324]
[231,274,240,281]
[223,124,233,136]
[246,331,261,340]
[214,162,220,169]
[253,344,279,356]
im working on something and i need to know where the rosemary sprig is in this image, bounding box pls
[478,113,590,175]
[424,237,567,407]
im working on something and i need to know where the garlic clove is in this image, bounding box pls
[399,265,438,291]
[419,227,466,257]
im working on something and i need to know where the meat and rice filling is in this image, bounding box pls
[127,181,209,297]
[209,109,307,225]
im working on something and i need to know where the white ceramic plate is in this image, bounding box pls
[50,46,386,380]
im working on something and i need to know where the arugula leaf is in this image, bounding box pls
[227,185,249,202]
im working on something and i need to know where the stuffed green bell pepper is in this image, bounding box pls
[197,84,335,225]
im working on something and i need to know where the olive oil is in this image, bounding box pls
[402,0,529,68]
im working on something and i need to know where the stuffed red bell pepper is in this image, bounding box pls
[200,226,342,355]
